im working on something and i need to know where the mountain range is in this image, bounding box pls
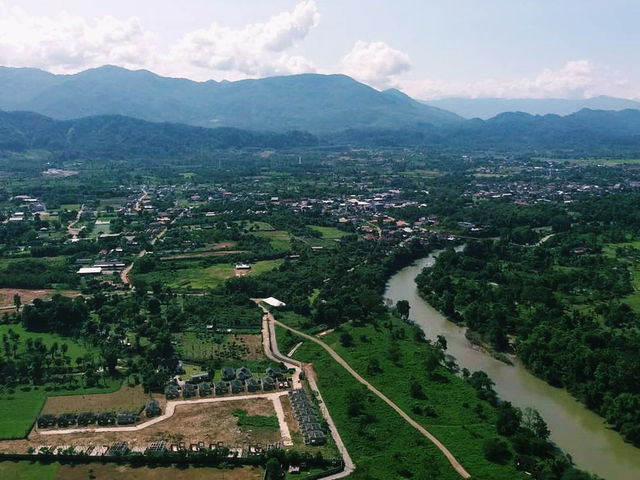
[2,107,640,156]
[0,66,460,133]
[1,65,640,155]
[423,96,640,120]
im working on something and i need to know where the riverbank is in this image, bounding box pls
[385,252,640,480]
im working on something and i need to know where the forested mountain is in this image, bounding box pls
[2,107,640,157]
[0,65,461,132]
[329,108,640,152]
[424,96,640,119]
[0,111,318,155]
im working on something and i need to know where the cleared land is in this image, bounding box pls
[25,398,282,450]
[41,384,162,416]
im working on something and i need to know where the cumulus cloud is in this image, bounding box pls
[0,2,159,72]
[162,0,319,79]
[0,1,319,80]
[401,60,635,99]
[340,40,411,89]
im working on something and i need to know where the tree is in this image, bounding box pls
[522,407,550,440]
[13,294,21,312]
[482,437,511,463]
[340,332,354,347]
[496,402,522,436]
[265,458,284,479]
[396,300,410,320]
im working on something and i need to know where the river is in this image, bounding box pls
[384,252,640,480]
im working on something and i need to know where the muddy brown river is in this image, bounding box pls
[384,251,640,479]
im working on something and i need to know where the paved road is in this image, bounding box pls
[273,318,472,479]
[37,391,292,444]
[257,303,355,480]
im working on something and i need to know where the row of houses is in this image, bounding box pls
[289,389,326,446]
[36,401,161,429]
[165,375,286,400]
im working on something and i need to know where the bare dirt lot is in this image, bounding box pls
[56,464,263,480]
[42,385,164,416]
[27,398,281,450]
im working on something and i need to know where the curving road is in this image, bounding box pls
[271,315,472,479]
[257,303,355,480]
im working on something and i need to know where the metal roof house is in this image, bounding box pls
[231,378,245,394]
[221,366,236,381]
[145,400,162,418]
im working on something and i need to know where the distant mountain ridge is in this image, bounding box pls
[423,96,640,119]
[0,65,461,133]
[2,107,640,156]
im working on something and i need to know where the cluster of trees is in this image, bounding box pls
[417,233,640,446]
[464,369,596,479]
[0,259,79,289]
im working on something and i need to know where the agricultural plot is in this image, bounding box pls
[177,332,266,363]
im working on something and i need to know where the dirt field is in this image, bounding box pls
[27,398,281,450]
[42,385,164,415]
[280,395,299,435]
[237,334,267,360]
[0,288,80,311]
[56,464,263,480]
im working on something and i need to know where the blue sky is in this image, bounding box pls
[1,0,637,99]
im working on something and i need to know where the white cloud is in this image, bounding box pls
[0,3,159,72]
[0,1,319,80]
[401,60,636,100]
[340,40,411,89]
[165,1,319,79]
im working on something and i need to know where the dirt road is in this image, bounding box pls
[272,317,472,479]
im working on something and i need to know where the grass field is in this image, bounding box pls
[0,324,89,361]
[280,316,528,480]
[0,460,59,480]
[0,379,121,439]
[135,259,282,290]
[308,225,348,239]
[254,230,291,252]
[0,462,263,480]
